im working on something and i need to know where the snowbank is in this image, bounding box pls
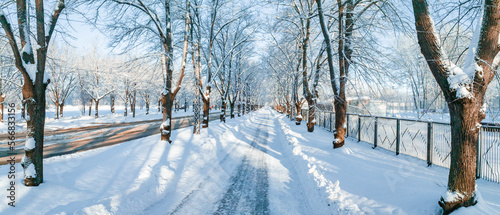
[274,111,500,215]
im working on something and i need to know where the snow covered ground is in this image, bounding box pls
[0,105,195,134]
[0,108,498,214]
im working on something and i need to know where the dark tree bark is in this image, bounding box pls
[110,94,115,114]
[88,99,92,116]
[229,101,235,118]
[316,0,340,147]
[316,0,370,148]
[94,99,99,119]
[0,0,65,186]
[132,89,136,118]
[220,98,226,122]
[332,0,353,148]
[59,103,64,118]
[202,86,211,128]
[158,99,161,113]
[160,0,189,142]
[54,100,59,119]
[412,0,500,213]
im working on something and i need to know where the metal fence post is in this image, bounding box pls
[358,116,362,142]
[396,119,400,155]
[373,117,378,149]
[346,114,349,137]
[476,127,482,179]
[427,122,433,166]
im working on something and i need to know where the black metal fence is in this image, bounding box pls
[299,109,500,183]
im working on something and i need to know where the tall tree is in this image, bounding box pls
[191,0,202,134]
[316,0,386,148]
[412,0,500,213]
[0,0,65,186]
[47,45,78,119]
[90,0,191,142]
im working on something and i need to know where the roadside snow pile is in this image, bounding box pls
[24,138,35,150]
[274,111,500,215]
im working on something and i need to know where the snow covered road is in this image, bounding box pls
[0,108,499,214]
[147,112,317,214]
[0,112,221,165]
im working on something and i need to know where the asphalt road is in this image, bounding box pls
[0,112,221,165]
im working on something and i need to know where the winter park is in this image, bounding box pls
[1,0,500,214]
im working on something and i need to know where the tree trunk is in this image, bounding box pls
[59,103,64,118]
[124,101,128,116]
[333,0,353,148]
[54,100,59,119]
[230,102,235,118]
[220,98,226,123]
[437,101,480,212]
[0,95,4,122]
[88,99,92,116]
[202,86,211,128]
[306,98,316,132]
[295,102,302,125]
[22,90,45,186]
[146,101,149,115]
[238,96,241,117]
[160,93,173,142]
[94,99,99,119]
[158,99,161,112]
[193,92,201,134]
[82,97,85,115]
[333,97,347,148]
[411,0,500,212]
[132,90,136,118]
[185,98,188,112]
[192,29,202,134]
[110,94,115,114]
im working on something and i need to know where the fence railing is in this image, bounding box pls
[299,109,500,183]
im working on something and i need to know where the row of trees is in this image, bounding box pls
[268,0,499,213]
[0,0,264,190]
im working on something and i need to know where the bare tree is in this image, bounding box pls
[47,45,77,119]
[412,0,500,213]
[0,0,65,186]
[80,48,115,119]
[191,0,202,134]
[90,0,191,142]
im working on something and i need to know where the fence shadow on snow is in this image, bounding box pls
[299,109,500,183]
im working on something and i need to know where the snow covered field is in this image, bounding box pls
[0,105,195,134]
[0,108,498,214]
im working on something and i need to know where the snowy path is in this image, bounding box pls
[148,112,316,214]
[215,127,270,214]
[1,108,499,214]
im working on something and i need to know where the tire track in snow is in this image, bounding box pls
[214,128,270,215]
